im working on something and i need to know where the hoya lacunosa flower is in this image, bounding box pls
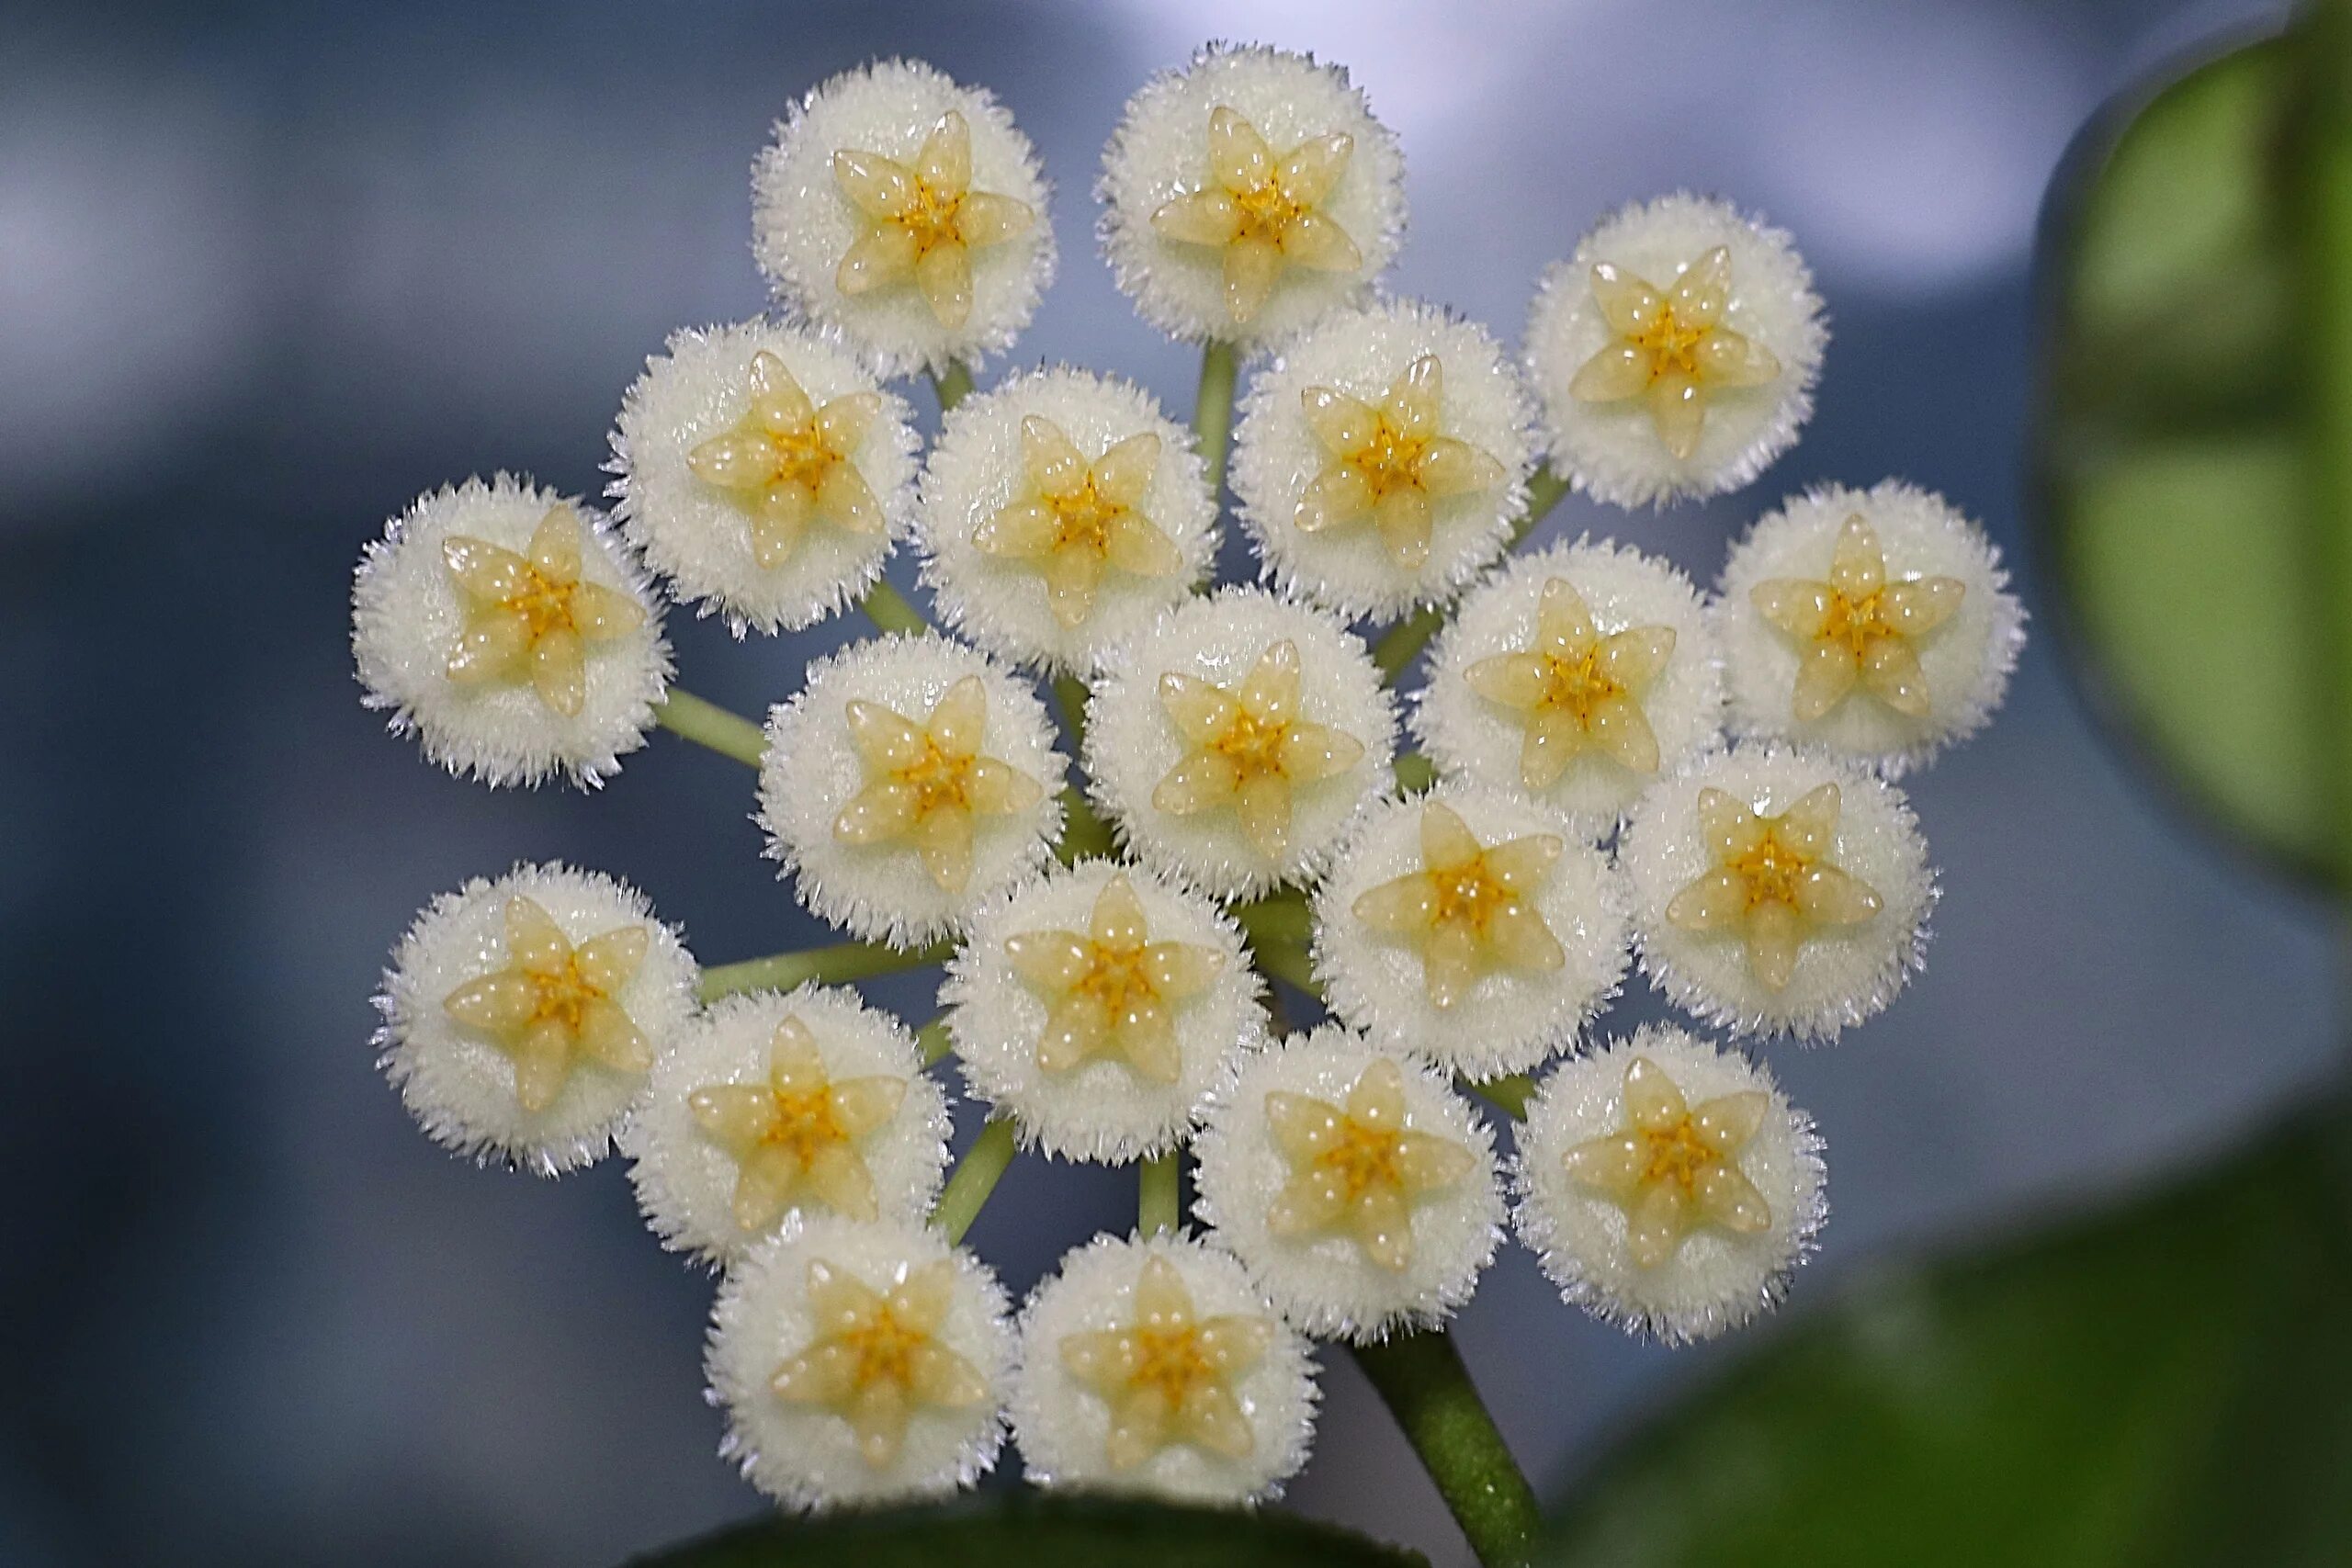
[942,859,1261,1163]
[353,474,670,788]
[1312,784,1626,1079]
[1717,480,2025,773]
[1513,1024,1825,1343]
[707,1213,1012,1511]
[1010,1233,1317,1503]
[1417,539,1723,838]
[914,367,1217,674]
[1085,589,1396,899]
[1620,746,1933,1041]
[1193,1027,1501,1342]
[376,863,699,1175]
[760,633,1067,947]
[608,321,920,635]
[1231,298,1535,622]
[1098,43,1405,349]
[754,59,1055,378]
[623,985,951,1265]
[1525,194,1825,508]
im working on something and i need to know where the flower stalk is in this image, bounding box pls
[1138,1152,1182,1235]
[1351,1329,1541,1568]
[699,939,956,1001]
[857,579,931,636]
[652,689,768,767]
[1194,339,1240,502]
[931,359,976,412]
[933,1118,1019,1244]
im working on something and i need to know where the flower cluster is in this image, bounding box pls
[354,41,2024,1525]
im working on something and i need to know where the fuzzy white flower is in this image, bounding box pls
[606,321,919,636]
[1085,589,1396,900]
[1512,1024,1825,1344]
[1312,784,1625,1079]
[1526,194,1825,508]
[1717,480,2025,773]
[1231,299,1535,622]
[1193,1027,1501,1342]
[707,1213,1012,1512]
[375,863,699,1175]
[1010,1233,1317,1503]
[1416,538,1724,837]
[760,633,1067,948]
[1620,746,1933,1041]
[352,474,671,788]
[1098,43,1406,349]
[622,986,952,1266]
[913,367,1217,674]
[943,859,1262,1163]
[753,60,1054,378]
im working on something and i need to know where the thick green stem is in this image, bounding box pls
[1351,1329,1542,1568]
[915,1018,954,1067]
[859,579,930,636]
[1374,465,1574,682]
[652,690,766,768]
[930,359,974,412]
[1194,340,1240,505]
[1138,1152,1181,1235]
[933,1120,1017,1244]
[699,939,955,1001]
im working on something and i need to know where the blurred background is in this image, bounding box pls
[0,1,2334,1564]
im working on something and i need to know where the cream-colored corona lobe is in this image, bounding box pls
[830,675,1048,896]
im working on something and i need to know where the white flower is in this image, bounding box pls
[913,367,1217,675]
[1312,784,1625,1079]
[1085,589,1397,900]
[753,59,1055,378]
[942,859,1262,1163]
[1525,193,1825,508]
[622,985,952,1266]
[352,474,671,788]
[1010,1233,1317,1503]
[1620,746,1934,1041]
[1717,480,2025,773]
[1098,43,1406,349]
[707,1213,1012,1512]
[1512,1024,1825,1344]
[1230,299,1535,622]
[607,321,920,636]
[759,633,1067,948]
[1415,538,1724,838]
[1193,1027,1501,1342]
[375,863,699,1175]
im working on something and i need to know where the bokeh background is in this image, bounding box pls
[0,1,2333,1563]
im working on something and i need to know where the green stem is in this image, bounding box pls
[2304,0,2352,887]
[1351,1329,1542,1568]
[1248,934,1322,998]
[933,1119,1017,1244]
[1052,673,1091,755]
[651,690,765,768]
[1194,340,1240,506]
[1394,752,1438,793]
[1469,1073,1535,1119]
[1374,464,1574,682]
[859,579,930,637]
[698,939,955,1001]
[930,359,974,412]
[1138,1152,1181,1235]
[1231,889,1313,951]
[915,1017,954,1067]
[1056,786,1119,864]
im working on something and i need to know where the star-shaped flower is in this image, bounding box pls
[1464,577,1677,788]
[1001,873,1224,1085]
[832,674,1046,894]
[832,110,1036,328]
[1664,784,1882,991]
[1566,245,1780,459]
[1293,355,1507,570]
[686,1014,910,1230]
[1351,800,1566,1009]
[971,415,1183,627]
[441,895,652,1112]
[772,1257,989,1470]
[1262,1057,1475,1270]
[1058,1254,1275,1470]
[1152,639,1365,859]
[685,350,886,569]
[1562,1055,1771,1269]
[1751,513,1966,722]
[440,505,645,717]
[1151,106,1361,325]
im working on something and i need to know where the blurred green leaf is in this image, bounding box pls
[1540,1100,2352,1566]
[623,1492,1430,1568]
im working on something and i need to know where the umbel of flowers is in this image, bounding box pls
[352,40,2026,1556]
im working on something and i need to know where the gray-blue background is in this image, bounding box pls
[0,2,2330,1563]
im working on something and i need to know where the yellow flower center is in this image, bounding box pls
[1464,578,1676,788]
[830,110,1035,328]
[1151,639,1365,860]
[1563,1055,1774,1269]
[440,505,644,718]
[1664,784,1883,992]
[1351,801,1566,1010]
[440,895,653,1112]
[1003,874,1221,1083]
[1566,244,1781,460]
[1750,514,1966,723]
[772,1258,988,1469]
[1262,1058,1475,1270]
[831,675,1046,894]
[1148,105,1363,323]
[1059,1256,1272,1469]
